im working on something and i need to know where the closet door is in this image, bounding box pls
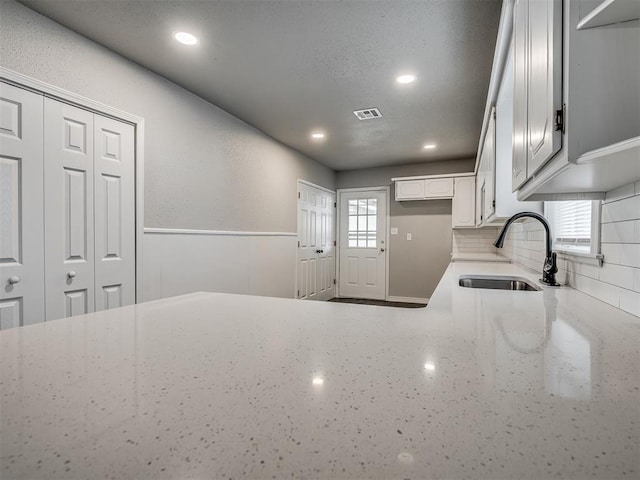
[0,82,45,328]
[94,115,135,311]
[44,98,95,321]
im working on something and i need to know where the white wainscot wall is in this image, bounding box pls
[143,230,297,302]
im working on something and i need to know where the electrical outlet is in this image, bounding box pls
[407,233,412,241]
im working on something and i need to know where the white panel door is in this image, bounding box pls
[297,183,336,301]
[44,98,95,321]
[94,115,135,311]
[526,0,562,175]
[297,183,318,300]
[338,190,387,300]
[316,190,336,301]
[0,82,45,328]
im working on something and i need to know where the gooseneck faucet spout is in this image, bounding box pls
[493,212,560,287]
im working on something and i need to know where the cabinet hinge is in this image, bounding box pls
[333,240,336,246]
[492,200,496,208]
[554,104,566,134]
[333,279,336,285]
[334,202,337,208]
[297,240,300,247]
[297,290,300,297]
[298,192,301,199]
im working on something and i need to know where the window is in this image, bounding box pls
[347,198,377,247]
[546,200,600,255]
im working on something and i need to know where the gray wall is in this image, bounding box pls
[0,0,335,232]
[337,159,474,299]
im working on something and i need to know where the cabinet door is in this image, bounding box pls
[452,177,475,228]
[424,178,454,198]
[395,180,425,200]
[94,115,136,311]
[526,0,562,175]
[512,0,528,190]
[0,82,45,328]
[44,99,95,321]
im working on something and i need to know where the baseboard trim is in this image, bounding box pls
[387,296,429,304]
[144,228,297,237]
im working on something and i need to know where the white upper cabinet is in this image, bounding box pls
[512,0,562,189]
[511,0,640,199]
[395,177,454,201]
[395,180,425,200]
[452,177,476,228]
[424,178,454,198]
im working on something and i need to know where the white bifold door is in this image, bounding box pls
[0,81,135,328]
[297,182,336,301]
[0,83,45,328]
[338,190,387,300]
[44,98,135,321]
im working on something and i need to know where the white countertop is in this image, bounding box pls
[1,262,639,479]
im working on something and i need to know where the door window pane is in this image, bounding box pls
[347,197,378,248]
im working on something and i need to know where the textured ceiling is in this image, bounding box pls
[19,0,502,171]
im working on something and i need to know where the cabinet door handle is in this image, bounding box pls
[380,248,385,252]
[8,276,21,285]
[67,271,77,279]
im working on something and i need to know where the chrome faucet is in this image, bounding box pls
[493,212,560,287]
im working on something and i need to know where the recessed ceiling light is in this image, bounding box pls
[396,74,417,84]
[423,144,437,150]
[174,31,198,45]
[311,132,326,140]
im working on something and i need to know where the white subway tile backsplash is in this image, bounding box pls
[600,243,621,264]
[619,195,640,222]
[601,220,637,244]
[619,288,640,317]
[604,182,636,203]
[619,244,640,268]
[599,263,635,290]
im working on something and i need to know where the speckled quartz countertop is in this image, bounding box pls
[1,263,639,479]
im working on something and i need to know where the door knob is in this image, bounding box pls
[8,276,21,285]
[67,271,77,279]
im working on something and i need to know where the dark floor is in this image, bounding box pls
[328,297,427,308]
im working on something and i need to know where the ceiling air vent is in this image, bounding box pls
[353,108,382,120]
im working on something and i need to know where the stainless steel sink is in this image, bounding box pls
[458,275,541,291]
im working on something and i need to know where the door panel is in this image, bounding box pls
[526,0,562,175]
[297,183,336,301]
[0,82,44,327]
[44,98,95,321]
[512,0,528,190]
[94,115,135,311]
[338,190,387,300]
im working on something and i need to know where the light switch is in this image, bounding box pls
[407,233,412,241]
[391,227,398,235]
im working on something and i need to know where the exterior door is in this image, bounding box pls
[94,115,135,311]
[44,98,95,321]
[338,189,387,300]
[0,82,45,328]
[297,182,336,301]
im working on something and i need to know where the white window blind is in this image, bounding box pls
[549,201,592,252]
